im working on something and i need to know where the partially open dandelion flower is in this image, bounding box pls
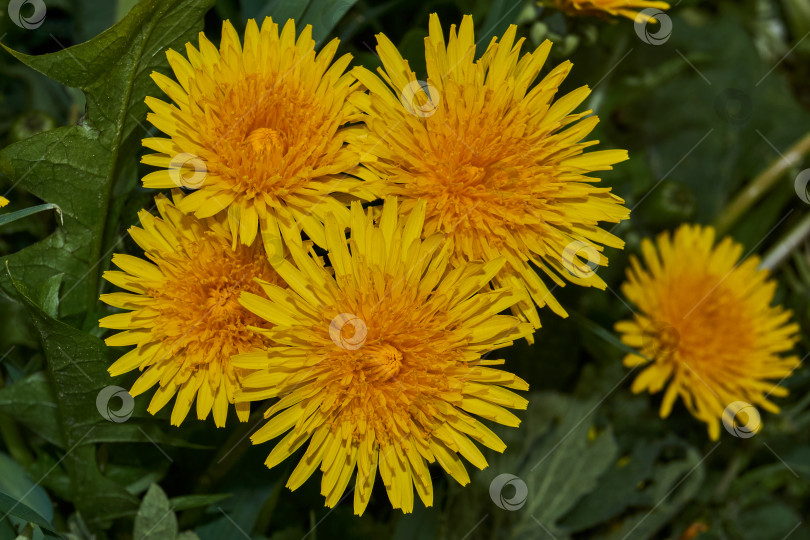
[549,0,670,22]
[0,196,8,208]
[616,224,801,440]
[235,197,533,514]
[99,192,282,426]
[352,14,629,330]
[141,18,376,247]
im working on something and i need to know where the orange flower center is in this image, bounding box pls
[147,233,276,365]
[359,343,403,381]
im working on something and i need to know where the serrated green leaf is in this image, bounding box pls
[134,484,178,540]
[9,270,139,523]
[560,437,704,533]
[510,393,618,539]
[0,0,214,322]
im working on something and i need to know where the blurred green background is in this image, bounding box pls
[1,0,809,539]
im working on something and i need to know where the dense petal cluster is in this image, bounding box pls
[352,14,629,329]
[616,224,801,440]
[141,18,377,247]
[235,198,534,514]
[99,192,282,426]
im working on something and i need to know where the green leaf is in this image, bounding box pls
[299,0,358,44]
[0,0,214,321]
[168,493,232,512]
[0,491,60,537]
[134,484,178,540]
[0,203,61,228]
[0,372,64,447]
[240,0,311,28]
[560,438,705,534]
[9,271,139,524]
[0,452,53,522]
[510,393,618,539]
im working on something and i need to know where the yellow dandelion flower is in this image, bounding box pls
[0,196,9,208]
[141,18,377,247]
[99,192,282,426]
[234,197,533,514]
[616,224,801,440]
[549,0,670,22]
[351,14,629,330]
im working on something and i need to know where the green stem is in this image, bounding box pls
[760,212,810,270]
[715,131,810,235]
[713,451,744,501]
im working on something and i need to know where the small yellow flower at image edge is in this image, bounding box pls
[616,224,801,440]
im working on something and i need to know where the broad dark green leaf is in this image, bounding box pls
[134,484,179,540]
[0,372,64,447]
[0,0,214,322]
[561,438,705,534]
[300,0,358,43]
[510,393,618,539]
